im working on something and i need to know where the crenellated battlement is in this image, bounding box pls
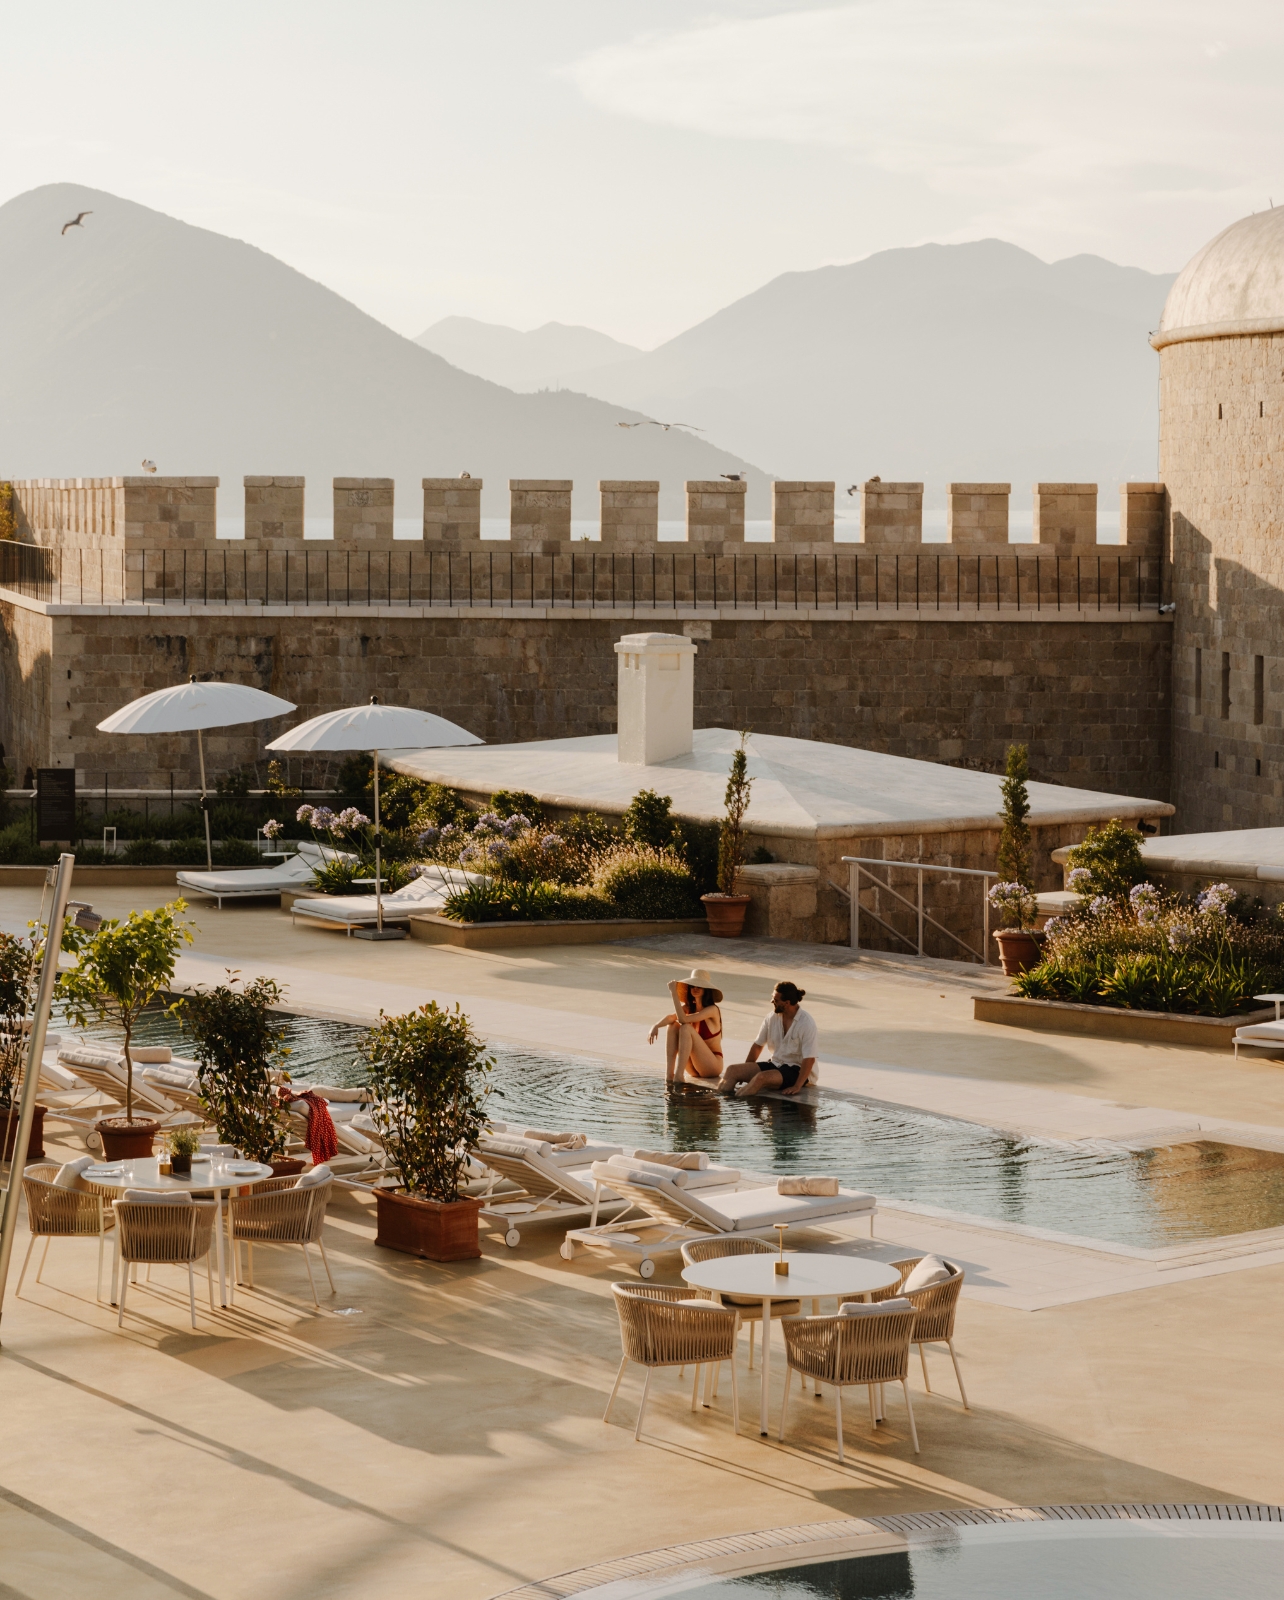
[7,475,1168,556]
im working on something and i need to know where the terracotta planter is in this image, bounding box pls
[701,893,752,938]
[993,927,1045,977]
[375,1189,483,1261]
[96,1118,161,1161]
[270,1157,307,1178]
[1,1104,46,1164]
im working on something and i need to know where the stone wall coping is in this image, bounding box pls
[863,481,924,493]
[1121,482,1165,494]
[334,477,394,489]
[423,478,482,489]
[0,588,1175,628]
[599,480,660,491]
[10,477,219,489]
[949,483,1011,495]
[736,863,820,883]
[244,476,305,487]
[510,479,572,491]
[1035,483,1097,495]
[774,481,836,493]
[686,480,748,493]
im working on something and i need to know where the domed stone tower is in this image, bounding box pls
[1155,209,1284,830]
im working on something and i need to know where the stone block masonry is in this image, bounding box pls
[423,478,481,547]
[245,478,305,547]
[686,480,746,548]
[599,481,658,546]
[1121,483,1165,554]
[0,599,1170,808]
[948,484,1010,545]
[510,481,571,551]
[333,479,394,546]
[859,482,924,546]
[1033,484,1097,549]
[772,482,835,546]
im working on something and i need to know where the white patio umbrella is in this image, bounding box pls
[97,679,297,869]
[265,697,482,940]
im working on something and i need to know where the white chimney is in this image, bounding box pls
[614,631,698,765]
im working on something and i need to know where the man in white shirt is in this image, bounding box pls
[716,982,818,1098]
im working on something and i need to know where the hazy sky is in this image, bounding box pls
[3,2,1279,346]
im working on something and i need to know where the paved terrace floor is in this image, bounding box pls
[2,885,1283,1600]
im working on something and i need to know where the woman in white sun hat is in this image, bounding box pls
[649,968,724,1085]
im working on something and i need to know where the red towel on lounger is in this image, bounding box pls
[280,1089,339,1164]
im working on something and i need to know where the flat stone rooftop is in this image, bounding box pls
[392,728,1173,837]
[1,885,1281,1599]
[1139,826,1284,879]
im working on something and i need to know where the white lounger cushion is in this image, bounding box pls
[127,1046,171,1063]
[602,1154,740,1190]
[589,1162,876,1231]
[631,1149,709,1170]
[59,1045,123,1069]
[141,1067,200,1092]
[40,1059,85,1090]
[292,868,484,925]
[1233,1020,1284,1041]
[177,844,358,897]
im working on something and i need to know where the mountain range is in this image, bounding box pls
[420,243,1176,506]
[0,184,760,521]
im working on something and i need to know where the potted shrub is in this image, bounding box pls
[173,974,296,1172]
[166,1124,201,1177]
[59,900,193,1160]
[989,881,1042,975]
[0,929,44,1164]
[365,1001,493,1261]
[702,735,754,937]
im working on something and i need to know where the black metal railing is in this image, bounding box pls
[0,543,1163,613]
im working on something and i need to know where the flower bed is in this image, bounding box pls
[1013,880,1284,1018]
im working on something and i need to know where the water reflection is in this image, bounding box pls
[73,1005,1284,1249]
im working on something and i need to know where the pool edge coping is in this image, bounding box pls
[490,1505,1284,1600]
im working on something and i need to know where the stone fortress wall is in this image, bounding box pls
[1152,204,1284,836]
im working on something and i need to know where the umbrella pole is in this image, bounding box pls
[197,729,213,871]
[373,750,382,933]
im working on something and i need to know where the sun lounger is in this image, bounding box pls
[561,1160,877,1277]
[54,1044,205,1137]
[471,1133,633,1247]
[1232,1019,1284,1058]
[176,842,354,908]
[289,865,480,934]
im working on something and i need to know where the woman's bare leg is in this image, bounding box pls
[665,1024,681,1081]
[681,1031,723,1080]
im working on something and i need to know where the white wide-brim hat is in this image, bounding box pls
[670,967,723,1005]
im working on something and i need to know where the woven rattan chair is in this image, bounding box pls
[114,1197,217,1330]
[605,1283,740,1441]
[19,1162,115,1301]
[226,1176,335,1307]
[680,1236,802,1371]
[781,1306,919,1460]
[858,1256,968,1407]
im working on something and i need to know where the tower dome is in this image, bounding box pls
[1153,208,1284,348]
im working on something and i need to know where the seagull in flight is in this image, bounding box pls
[61,211,92,235]
[141,460,157,473]
[616,419,704,433]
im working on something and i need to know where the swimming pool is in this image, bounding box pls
[561,1514,1284,1600]
[80,1005,1284,1251]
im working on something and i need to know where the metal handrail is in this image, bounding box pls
[842,855,998,964]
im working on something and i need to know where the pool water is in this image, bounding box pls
[78,1005,1284,1251]
[666,1521,1284,1600]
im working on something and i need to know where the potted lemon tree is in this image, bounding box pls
[174,973,296,1172]
[366,1001,493,1261]
[59,901,193,1160]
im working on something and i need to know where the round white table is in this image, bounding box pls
[681,1252,901,1436]
[84,1155,273,1308]
[1254,993,1284,1019]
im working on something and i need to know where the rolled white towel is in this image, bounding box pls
[519,1127,586,1149]
[632,1149,708,1170]
[777,1175,840,1197]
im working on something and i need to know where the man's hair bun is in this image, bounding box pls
[775,981,805,1004]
